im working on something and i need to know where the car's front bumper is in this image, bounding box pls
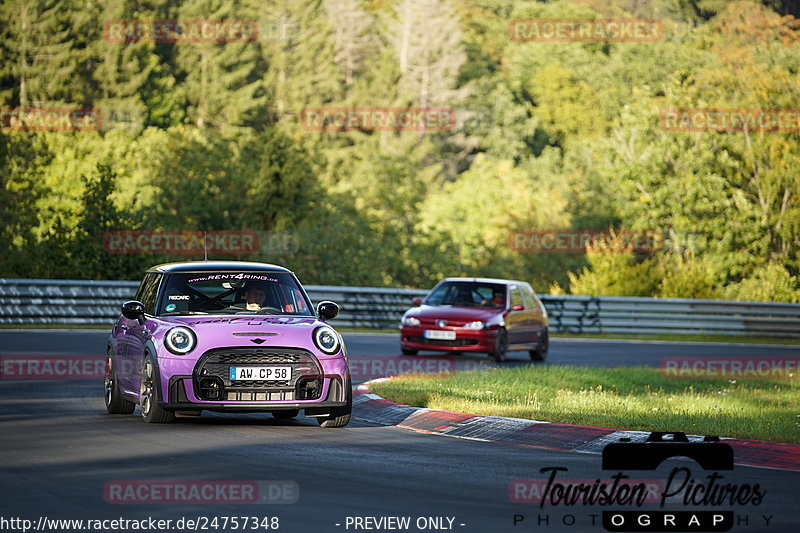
[400,326,498,352]
[162,374,349,412]
[155,347,349,411]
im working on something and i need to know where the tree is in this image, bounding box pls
[324,0,378,87]
[385,0,468,107]
[0,0,89,107]
[0,132,51,276]
[174,0,267,130]
[241,128,318,231]
[68,164,144,279]
[87,0,174,131]
[255,0,340,122]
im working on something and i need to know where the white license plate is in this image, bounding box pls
[229,366,291,381]
[424,329,456,340]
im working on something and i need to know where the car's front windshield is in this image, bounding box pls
[157,272,313,316]
[424,281,506,308]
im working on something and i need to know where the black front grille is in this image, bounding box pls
[193,347,323,401]
[205,351,303,365]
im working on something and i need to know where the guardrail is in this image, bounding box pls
[1,278,799,338]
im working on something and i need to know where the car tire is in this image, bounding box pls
[401,347,418,356]
[529,329,549,362]
[104,354,135,415]
[491,328,508,363]
[272,410,300,420]
[140,355,175,424]
[317,376,352,428]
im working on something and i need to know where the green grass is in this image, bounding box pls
[369,365,800,444]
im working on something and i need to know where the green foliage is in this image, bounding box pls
[67,164,144,279]
[175,0,268,130]
[0,0,88,107]
[0,0,797,306]
[568,253,661,297]
[720,263,800,303]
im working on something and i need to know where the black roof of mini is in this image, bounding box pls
[147,261,292,274]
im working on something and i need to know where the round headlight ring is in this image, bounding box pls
[314,326,340,355]
[165,326,196,355]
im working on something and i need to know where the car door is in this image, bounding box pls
[528,285,548,341]
[520,285,541,345]
[505,285,527,345]
[120,272,161,395]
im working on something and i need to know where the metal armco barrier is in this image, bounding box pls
[1,278,799,338]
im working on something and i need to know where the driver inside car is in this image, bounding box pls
[481,289,505,308]
[242,282,268,311]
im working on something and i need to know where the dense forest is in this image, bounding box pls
[1,0,799,302]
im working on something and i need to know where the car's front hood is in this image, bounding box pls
[149,315,341,358]
[167,315,319,329]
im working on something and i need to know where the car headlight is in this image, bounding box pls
[314,326,341,355]
[402,316,421,326]
[462,321,484,330]
[165,326,196,355]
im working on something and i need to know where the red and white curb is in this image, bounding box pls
[353,380,800,472]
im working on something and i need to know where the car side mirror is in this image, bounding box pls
[511,304,525,311]
[121,300,146,324]
[317,301,339,321]
[412,298,422,306]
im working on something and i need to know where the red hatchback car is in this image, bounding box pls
[399,278,549,362]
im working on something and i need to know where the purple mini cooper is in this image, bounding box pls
[105,261,351,427]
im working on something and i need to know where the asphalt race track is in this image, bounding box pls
[1,330,799,533]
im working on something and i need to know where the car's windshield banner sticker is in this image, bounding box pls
[186,273,279,283]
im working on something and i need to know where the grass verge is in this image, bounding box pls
[369,365,800,444]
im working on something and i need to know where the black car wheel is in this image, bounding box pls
[140,355,175,424]
[491,328,508,363]
[529,328,549,362]
[401,347,418,356]
[104,354,135,414]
